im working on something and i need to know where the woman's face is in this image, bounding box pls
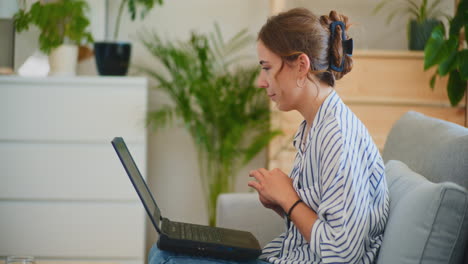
[256,41,301,112]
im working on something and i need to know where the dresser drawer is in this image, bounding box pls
[0,202,145,258]
[0,142,146,200]
[0,77,147,142]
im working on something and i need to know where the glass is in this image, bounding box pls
[6,256,35,264]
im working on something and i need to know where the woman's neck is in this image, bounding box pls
[296,82,334,126]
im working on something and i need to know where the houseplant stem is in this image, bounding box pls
[114,0,128,40]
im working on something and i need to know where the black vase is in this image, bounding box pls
[94,42,131,76]
[408,19,441,51]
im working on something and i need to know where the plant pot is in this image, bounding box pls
[48,44,78,76]
[94,42,131,76]
[408,19,441,51]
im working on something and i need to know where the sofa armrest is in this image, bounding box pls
[216,193,284,247]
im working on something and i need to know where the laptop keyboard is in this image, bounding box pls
[170,221,222,242]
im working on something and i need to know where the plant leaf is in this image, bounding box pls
[242,130,283,165]
[427,0,443,18]
[438,50,458,76]
[447,70,467,106]
[404,0,420,15]
[146,105,176,131]
[430,72,437,89]
[12,0,93,54]
[449,0,468,36]
[387,7,416,25]
[424,25,447,70]
[373,0,391,15]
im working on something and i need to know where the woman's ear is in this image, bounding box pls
[297,53,311,77]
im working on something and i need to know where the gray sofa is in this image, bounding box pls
[216,111,468,264]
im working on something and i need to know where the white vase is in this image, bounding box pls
[48,45,78,76]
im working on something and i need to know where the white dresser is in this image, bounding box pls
[0,76,148,264]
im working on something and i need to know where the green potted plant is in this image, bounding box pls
[138,25,282,226]
[14,0,93,76]
[424,0,467,106]
[94,0,163,76]
[374,0,449,50]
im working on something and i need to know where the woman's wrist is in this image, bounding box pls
[280,193,301,213]
[285,199,303,220]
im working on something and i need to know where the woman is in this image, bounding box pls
[150,7,389,264]
[248,7,389,264]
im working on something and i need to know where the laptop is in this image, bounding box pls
[111,137,262,261]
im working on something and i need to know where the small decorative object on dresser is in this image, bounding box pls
[13,0,94,76]
[94,0,163,76]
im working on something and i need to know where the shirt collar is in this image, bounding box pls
[292,90,340,151]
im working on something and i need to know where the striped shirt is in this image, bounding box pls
[261,90,389,264]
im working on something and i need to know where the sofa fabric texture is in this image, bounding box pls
[377,160,468,264]
[382,111,468,190]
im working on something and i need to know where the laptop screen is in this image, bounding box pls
[111,137,162,231]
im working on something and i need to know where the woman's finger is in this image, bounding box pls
[258,168,270,177]
[247,180,261,191]
[249,169,264,182]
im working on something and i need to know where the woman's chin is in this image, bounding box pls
[276,103,291,112]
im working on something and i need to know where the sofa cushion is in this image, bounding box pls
[377,160,468,264]
[216,193,284,247]
[382,111,468,190]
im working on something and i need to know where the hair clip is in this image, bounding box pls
[329,21,353,72]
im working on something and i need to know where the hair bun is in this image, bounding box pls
[319,10,353,80]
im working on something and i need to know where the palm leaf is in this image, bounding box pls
[243,130,283,165]
[427,0,443,18]
[146,105,176,131]
[404,0,421,15]
[373,0,392,15]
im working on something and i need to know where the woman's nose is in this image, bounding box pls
[256,74,268,89]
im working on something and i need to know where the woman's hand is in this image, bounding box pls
[258,193,285,217]
[248,168,300,212]
[249,168,318,242]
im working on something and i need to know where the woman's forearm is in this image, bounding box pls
[280,196,318,242]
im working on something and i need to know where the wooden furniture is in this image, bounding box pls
[0,76,148,264]
[268,50,467,173]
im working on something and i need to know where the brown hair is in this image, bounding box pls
[258,8,353,87]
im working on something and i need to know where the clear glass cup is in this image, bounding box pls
[6,256,35,264]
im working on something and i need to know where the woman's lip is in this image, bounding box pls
[268,93,276,98]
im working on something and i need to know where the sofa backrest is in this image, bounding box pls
[382,111,468,190]
[377,160,468,264]
[382,111,468,264]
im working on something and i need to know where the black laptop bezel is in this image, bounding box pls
[111,137,163,233]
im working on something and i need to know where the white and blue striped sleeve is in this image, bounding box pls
[308,119,370,263]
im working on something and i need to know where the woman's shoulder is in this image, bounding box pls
[318,104,379,153]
